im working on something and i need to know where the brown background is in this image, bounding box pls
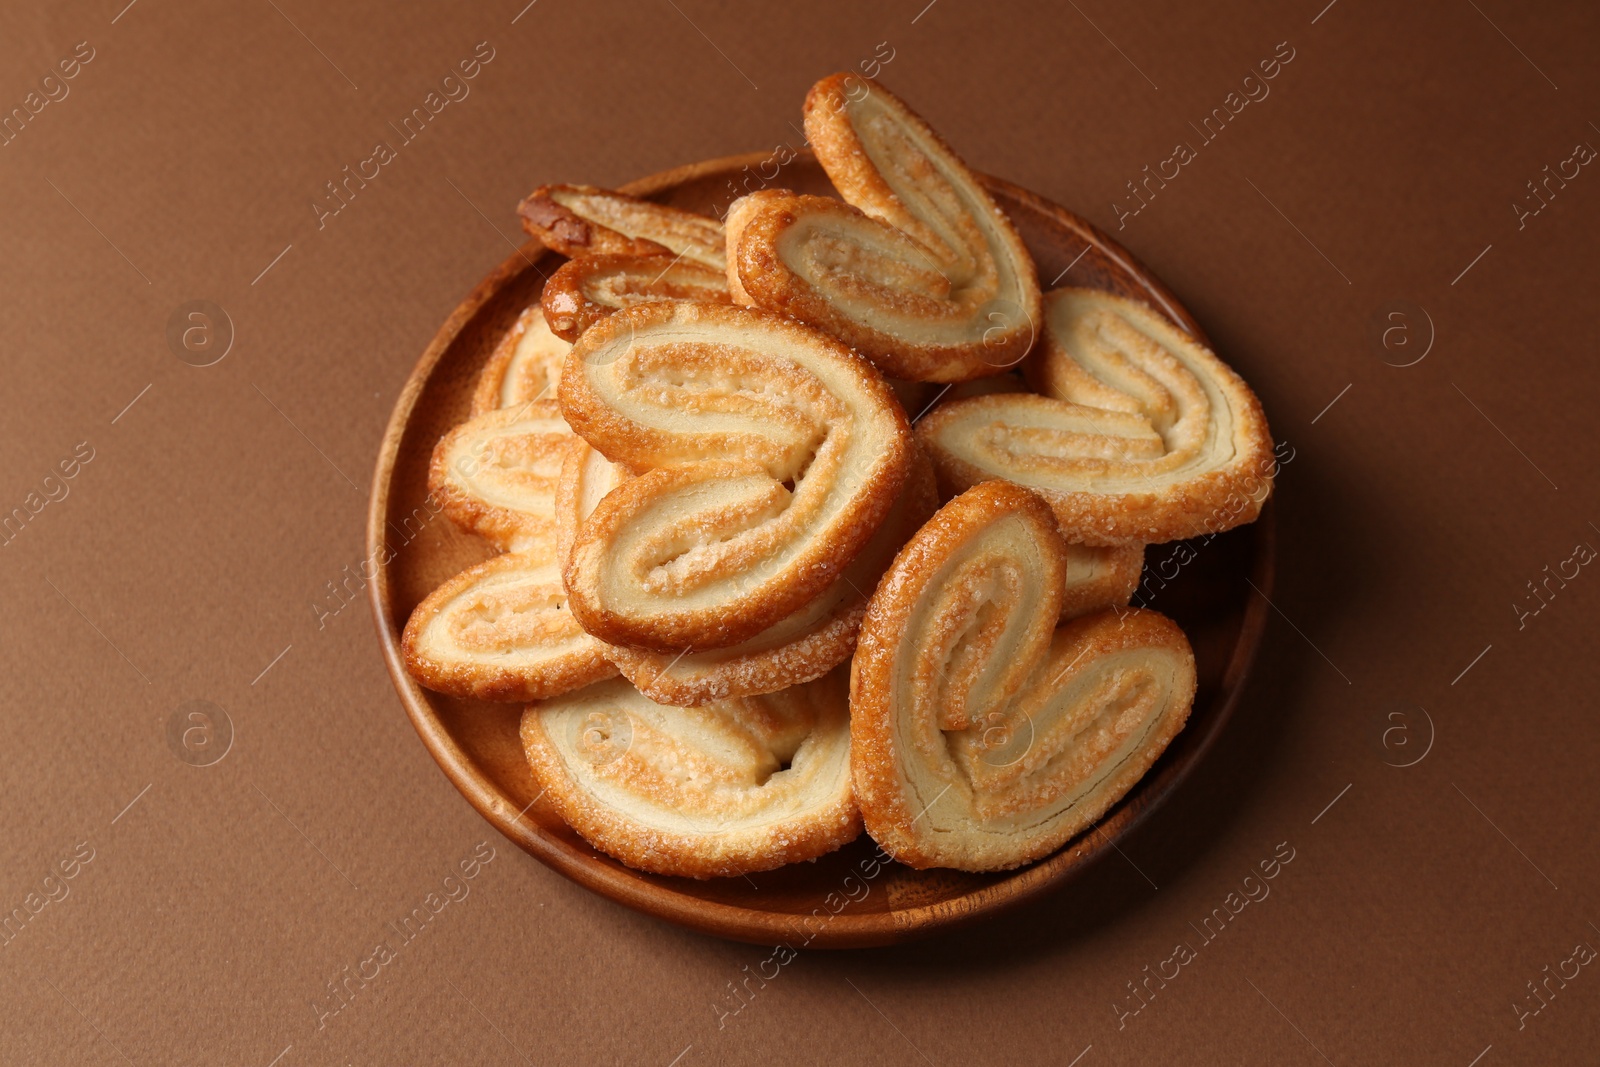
[3,0,1597,1063]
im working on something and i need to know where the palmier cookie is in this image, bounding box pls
[402,553,616,703]
[518,184,725,271]
[850,481,1196,871]
[540,253,730,343]
[428,403,572,555]
[470,305,571,416]
[608,451,938,706]
[917,288,1276,546]
[726,74,1042,383]
[520,669,859,879]
[558,301,912,651]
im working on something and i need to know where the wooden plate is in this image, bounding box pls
[366,151,1275,948]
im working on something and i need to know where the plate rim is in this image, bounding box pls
[365,149,1277,948]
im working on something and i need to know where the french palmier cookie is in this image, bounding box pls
[558,301,913,651]
[518,184,726,270]
[428,403,572,555]
[470,305,571,415]
[916,288,1275,546]
[402,553,616,702]
[850,480,1196,871]
[607,452,938,706]
[726,74,1042,383]
[520,669,859,878]
[539,253,731,343]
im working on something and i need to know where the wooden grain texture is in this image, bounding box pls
[365,151,1275,948]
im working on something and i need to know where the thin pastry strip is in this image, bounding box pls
[470,305,571,416]
[850,481,1196,871]
[721,188,786,307]
[554,438,633,574]
[916,288,1276,546]
[1059,542,1144,620]
[726,75,1042,382]
[428,403,572,555]
[520,669,859,878]
[402,553,616,702]
[540,254,731,343]
[608,452,938,705]
[559,301,912,651]
[518,184,726,271]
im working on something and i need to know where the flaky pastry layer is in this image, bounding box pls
[1059,541,1145,619]
[553,437,632,576]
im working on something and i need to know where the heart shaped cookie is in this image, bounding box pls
[728,74,1041,383]
[850,480,1196,871]
[558,301,912,651]
[917,288,1276,545]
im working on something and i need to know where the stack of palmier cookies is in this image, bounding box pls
[402,73,1275,879]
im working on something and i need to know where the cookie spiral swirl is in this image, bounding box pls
[917,288,1275,546]
[606,452,938,705]
[520,669,858,878]
[727,74,1041,383]
[850,480,1196,871]
[558,301,912,651]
